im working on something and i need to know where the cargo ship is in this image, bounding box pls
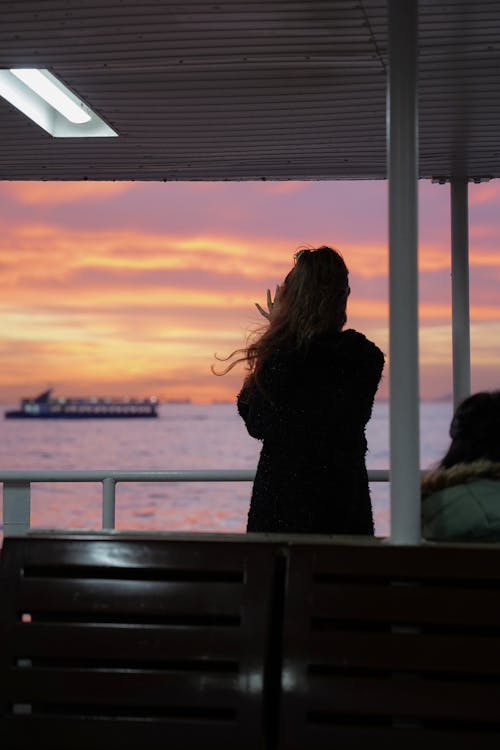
[4,389,159,419]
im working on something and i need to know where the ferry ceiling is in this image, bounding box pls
[0,0,499,182]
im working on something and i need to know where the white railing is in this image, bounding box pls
[0,468,391,537]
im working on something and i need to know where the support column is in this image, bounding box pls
[450,177,471,410]
[387,0,421,544]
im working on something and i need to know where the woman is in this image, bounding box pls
[214,246,384,534]
[422,391,500,541]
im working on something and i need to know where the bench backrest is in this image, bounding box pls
[279,541,500,749]
[3,534,500,750]
[0,534,278,749]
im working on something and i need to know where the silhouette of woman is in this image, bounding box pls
[214,246,385,534]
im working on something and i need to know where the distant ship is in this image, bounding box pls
[4,389,159,419]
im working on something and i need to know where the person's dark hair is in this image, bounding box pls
[212,246,350,376]
[439,390,500,468]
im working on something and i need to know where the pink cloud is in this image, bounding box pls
[469,181,500,206]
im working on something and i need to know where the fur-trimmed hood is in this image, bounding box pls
[421,459,500,498]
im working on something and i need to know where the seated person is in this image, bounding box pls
[422,391,500,541]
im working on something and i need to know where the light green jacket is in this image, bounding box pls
[421,460,500,541]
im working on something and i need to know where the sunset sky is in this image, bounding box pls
[0,179,499,403]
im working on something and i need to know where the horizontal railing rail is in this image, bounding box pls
[0,468,394,537]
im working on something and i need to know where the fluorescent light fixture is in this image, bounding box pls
[11,69,91,124]
[0,68,117,137]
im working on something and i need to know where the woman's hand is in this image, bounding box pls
[255,285,281,321]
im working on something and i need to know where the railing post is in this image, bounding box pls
[3,481,31,536]
[102,478,116,529]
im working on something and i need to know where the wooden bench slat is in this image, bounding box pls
[306,582,500,625]
[16,578,245,616]
[300,543,500,580]
[11,622,249,661]
[7,667,247,706]
[289,630,500,674]
[293,674,500,721]
[9,536,264,571]
[279,722,500,750]
[3,715,242,750]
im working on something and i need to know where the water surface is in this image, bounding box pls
[1,400,453,538]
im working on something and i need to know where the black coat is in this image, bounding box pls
[237,329,384,534]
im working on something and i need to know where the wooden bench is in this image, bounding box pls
[279,539,500,749]
[0,532,281,749]
[3,533,500,749]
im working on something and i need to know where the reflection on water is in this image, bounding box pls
[0,400,453,540]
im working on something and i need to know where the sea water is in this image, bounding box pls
[0,400,453,538]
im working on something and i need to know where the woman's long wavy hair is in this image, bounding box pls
[439,390,500,468]
[212,246,350,377]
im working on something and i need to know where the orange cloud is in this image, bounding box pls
[0,223,290,286]
[5,182,132,205]
[1,180,499,404]
[349,299,387,319]
[264,182,307,195]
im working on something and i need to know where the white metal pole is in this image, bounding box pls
[388,0,421,544]
[450,177,471,410]
[3,481,30,536]
[102,477,116,529]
